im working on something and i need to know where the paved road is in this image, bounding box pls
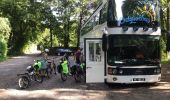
[0,55,170,100]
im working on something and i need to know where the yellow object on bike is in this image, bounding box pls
[61,60,69,74]
[80,63,85,69]
[33,61,42,71]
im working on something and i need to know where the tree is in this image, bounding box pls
[0,17,11,59]
[0,0,58,54]
[159,0,170,58]
[75,0,101,47]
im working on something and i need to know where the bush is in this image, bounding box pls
[0,41,7,59]
[160,36,167,60]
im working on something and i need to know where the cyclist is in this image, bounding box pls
[72,48,85,74]
[33,59,49,77]
[74,47,81,65]
[42,48,49,60]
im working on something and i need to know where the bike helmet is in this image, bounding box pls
[26,66,34,73]
[45,48,49,52]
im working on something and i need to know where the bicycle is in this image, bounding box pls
[57,58,69,81]
[71,63,86,83]
[47,57,57,75]
[17,66,43,89]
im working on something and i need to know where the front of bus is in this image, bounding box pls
[106,0,161,83]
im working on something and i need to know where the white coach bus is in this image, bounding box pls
[80,0,161,83]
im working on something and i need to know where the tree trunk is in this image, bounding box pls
[50,28,53,48]
[160,8,164,29]
[166,6,170,58]
[63,20,69,48]
[77,12,83,48]
[167,6,170,32]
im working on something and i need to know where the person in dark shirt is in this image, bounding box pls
[74,47,81,64]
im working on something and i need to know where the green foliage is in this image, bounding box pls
[0,40,7,59]
[22,41,37,54]
[0,0,101,56]
[160,36,167,59]
[0,17,11,60]
[0,17,11,42]
[162,58,170,64]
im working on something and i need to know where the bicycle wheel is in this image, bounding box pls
[34,74,43,83]
[53,63,57,75]
[74,71,81,82]
[18,76,29,89]
[61,72,67,81]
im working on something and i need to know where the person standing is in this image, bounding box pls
[74,47,81,64]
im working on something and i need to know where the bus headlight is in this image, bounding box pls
[108,67,113,75]
[154,69,157,74]
[108,68,118,75]
[156,69,161,74]
[112,69,117,75]
[119,70,123,74]
[154,69,161,74]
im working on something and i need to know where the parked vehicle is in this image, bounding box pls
[17,66,43,89]
[56,48,74,56]
[17,59,49,89]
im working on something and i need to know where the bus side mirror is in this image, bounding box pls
[167,33,170,52]
[102,34,108,51]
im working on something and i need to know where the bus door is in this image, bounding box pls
[85,39,104,83]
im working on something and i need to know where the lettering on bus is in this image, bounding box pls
[120,15,150,25]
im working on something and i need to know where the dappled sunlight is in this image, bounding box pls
[149,82,170,89]
[167,71,170,74]
[10,56,30,59]
[0,88,108,100]
[0,83,170,100]
[111,90,130,93]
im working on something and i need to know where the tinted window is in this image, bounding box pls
[81,19,93,36]
[100,3,108,24]
[94,13,100,26]
[89,42,102,62]
[107,35,160,66]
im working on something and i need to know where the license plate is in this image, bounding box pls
[133,78,145,81]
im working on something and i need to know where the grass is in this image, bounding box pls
[0,56,7,62]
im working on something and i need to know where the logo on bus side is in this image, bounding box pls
[121,15,150,25]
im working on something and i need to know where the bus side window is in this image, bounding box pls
[89,43,95,61]
[95,43,102,62]
[99,3,108,24]
[94,13,100,26]
[89,42,102,62]
[81,20,93,36]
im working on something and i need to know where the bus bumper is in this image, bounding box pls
[106,74,161,83]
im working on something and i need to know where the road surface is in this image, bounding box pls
[0,54,170,100]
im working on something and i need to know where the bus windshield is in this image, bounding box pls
[107,0,159,27]
[107,35,160,66]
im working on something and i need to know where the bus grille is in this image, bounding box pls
[109,68,161,75]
